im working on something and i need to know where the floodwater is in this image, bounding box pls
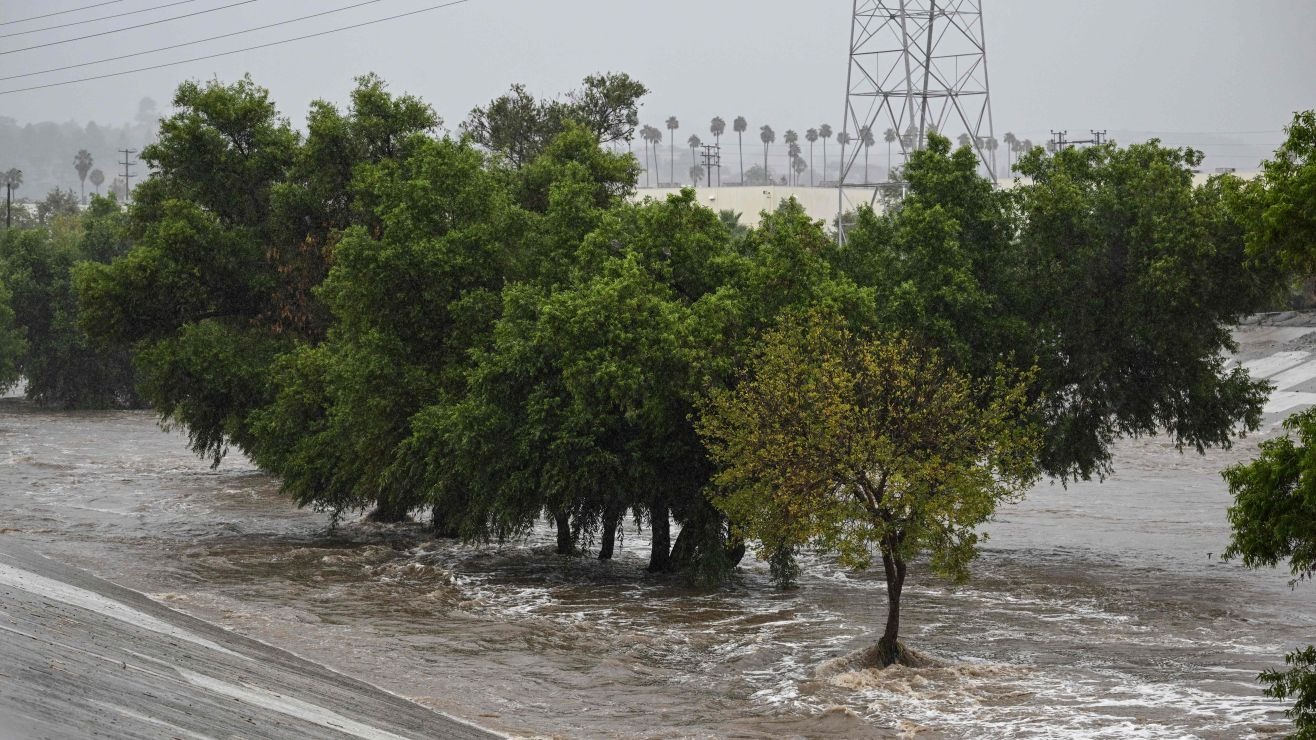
[2,344,1313,738]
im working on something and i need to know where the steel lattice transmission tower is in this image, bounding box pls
[837,0,997,228]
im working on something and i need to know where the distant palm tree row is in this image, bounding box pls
[635,116,1038,187]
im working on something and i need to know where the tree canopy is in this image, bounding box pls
[0,195,139,408]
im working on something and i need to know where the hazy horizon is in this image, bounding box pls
[3,0,1315,174]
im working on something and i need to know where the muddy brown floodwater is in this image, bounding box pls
[2,328,1315,739]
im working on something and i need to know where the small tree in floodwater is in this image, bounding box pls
[698,311,1039,666]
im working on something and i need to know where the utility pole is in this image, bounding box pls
[700,144,722,188]
[1049,129,1105,152]
[838,0,997,243]
[118,149,136,204]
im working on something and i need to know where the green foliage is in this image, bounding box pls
[1012,137,1273,479]
[1220,110,1316,740]
[698,310,1038,649]
[254,135,517,516]
[1261,646,1316,738]
[1247,111,1316,273]
[0,278,23,391]
[0,197,139,408]
[35,188,80,226]
[462,73,648,168]
[1223,408,1316,583]
[699,310,1039,580]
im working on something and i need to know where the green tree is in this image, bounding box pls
[759,125,775,181]
[1223,409,1316,737]
[73,150,93,205]
[699,311,1039,665]
[463,74,647,169]
[1011,137,1274,479]
[0,196,140,407]
[0,278,23,391]
[733,116,747,183]
[1241,111,1316,273]
[89,168,104,195]
[1220,111,1316,738]
[35,189,80,226]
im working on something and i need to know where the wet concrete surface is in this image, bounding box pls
[0,539,502,740]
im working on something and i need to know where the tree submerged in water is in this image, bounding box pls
[699,311,1039,665]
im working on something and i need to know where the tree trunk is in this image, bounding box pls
[430,506,459,539]
[738,133,743,184]
[555,511,574,555]
[877,536,907,665]
[367,498,410,523]
[647,500,671,573]
[598,508,621,560]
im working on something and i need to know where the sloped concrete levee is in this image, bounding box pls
[0,540,502,740]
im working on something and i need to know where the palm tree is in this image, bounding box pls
[957,133,972,149]
[1003,132,1018,175]
[985,136,999,179]
[4,168,22,228]
[860,126,875,183]
[665,116,680,185]
[883,127,897,177]
[710,117,726,185]
[759,125,775,182]
[642,125,662,187]
[733,116,748,184]
[819,123,833,184]
[652,126,666,186]
[787,141,802,185]
[792,154,807,186]
[784,130,799,185]
[689,164,705,186]
[805,128,819,186]
[688,134,702,170]
[89,169,105,196]
[73,149,93,205]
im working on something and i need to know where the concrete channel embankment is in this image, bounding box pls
[0,539,502,740]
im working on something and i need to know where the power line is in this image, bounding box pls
[0,1,124,27]
[1,0,389,82]
[1,0,261,55]
[1,1,199,40]
[0,0,475,95]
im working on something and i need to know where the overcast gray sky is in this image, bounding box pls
[3,0,1315,169]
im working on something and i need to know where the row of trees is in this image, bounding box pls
[2,72,1309,724]
[0,194,140,407]
[51,71,1305,680]
[634,116,1041,187]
